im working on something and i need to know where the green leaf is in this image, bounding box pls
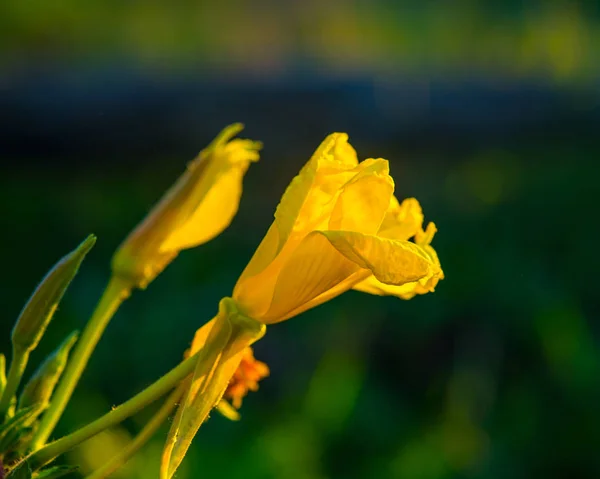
[32,465,78,479]
[11,235,96,353]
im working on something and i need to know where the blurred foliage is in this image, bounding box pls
[0,1,599,83]
[1,0,599,477]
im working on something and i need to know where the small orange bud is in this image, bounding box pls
[223,347,269,409]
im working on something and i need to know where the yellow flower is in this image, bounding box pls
[112,124,261,289]
[232,132,443,323]
[161,133,443,479]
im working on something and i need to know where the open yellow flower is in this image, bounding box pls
[112,124,261,289]
[161,132,443,479]
[232,132,443,323]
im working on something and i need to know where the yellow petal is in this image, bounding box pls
[353,222,444,299]
[273,132,358,246]
[378,197,425,240]
[260,231,360,323]
[329,159,394,234]
[277,269,370,322]
[322,230,439,286]
[233,223,282,314]
[353,258,443,299]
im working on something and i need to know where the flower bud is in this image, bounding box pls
[18,331,79,410]
[11,235,95,353]
[112,124,261,289]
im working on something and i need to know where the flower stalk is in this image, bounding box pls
[0,349,29,419]
[84,382,187,479]
[18,352,198,474]
[31,277,132,450]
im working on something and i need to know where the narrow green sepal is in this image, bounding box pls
[32,465,78,479]
[160,298,265,479]
[18,332,79,411]
[11,235,96,353]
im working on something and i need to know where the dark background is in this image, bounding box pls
[1,2,599,478]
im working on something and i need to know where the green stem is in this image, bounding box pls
[32,277,132,449]
[0,349,29,419]
[85,383,187,479]
[24,353,199,472]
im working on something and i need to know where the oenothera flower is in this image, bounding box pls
[112,124,261,289]
[232,132,443,322]
[161,132,443,479]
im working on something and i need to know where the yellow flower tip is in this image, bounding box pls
[210,123,245,149]
[111,125,261,289]
[312,132,358,168]
[223,347,269,409]
[417,221,438,246]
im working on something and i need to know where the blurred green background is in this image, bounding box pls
[1,1,599,478]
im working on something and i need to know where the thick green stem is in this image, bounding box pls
[23,353,199,472]
[32,277,132,449]
[85,383,187,479]
[0,349,29,419]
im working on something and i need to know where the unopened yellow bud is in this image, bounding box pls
[18,331,79,410]
[111,124,261,289]
[11,235,96,354]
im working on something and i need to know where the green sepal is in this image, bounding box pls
[11,235,95,353]
[18,332,79,411]
[160,297,265,479]
[32,465,78,479]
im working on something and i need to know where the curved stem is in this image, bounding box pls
[24,353,199,472]
[0,349,29,419]
[32,276,132,449]
[85,383,187,479]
